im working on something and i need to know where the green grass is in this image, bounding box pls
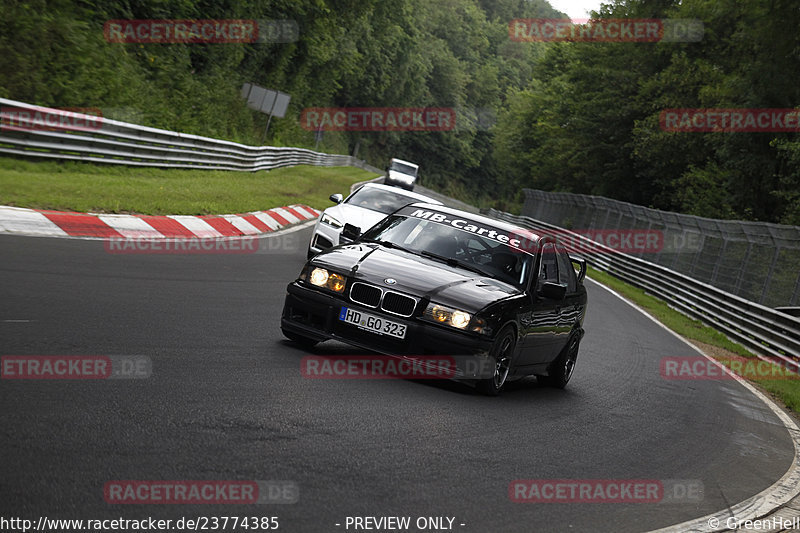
[0,157,377,215]
[587,266,800,413]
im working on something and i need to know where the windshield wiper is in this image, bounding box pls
[419,250,492,277]
[362,238,415,255]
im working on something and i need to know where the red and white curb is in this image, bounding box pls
[0,205,321,239]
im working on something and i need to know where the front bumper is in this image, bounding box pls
[281,281,494,378]
[384,174,415,190]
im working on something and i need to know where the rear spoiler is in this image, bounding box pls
[570,256,587,283]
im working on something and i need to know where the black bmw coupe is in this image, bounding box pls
[281,203,588,395]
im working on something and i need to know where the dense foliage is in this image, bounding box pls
[1,0,798,222]
[495,0,800,223]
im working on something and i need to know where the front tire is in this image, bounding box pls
[477,326,516,396]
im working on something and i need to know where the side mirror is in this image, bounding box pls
[571,256,587,283]
[341,223,361,242]
[539,281,567,300]
[329,193,343,204]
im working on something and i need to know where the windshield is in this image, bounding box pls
[389,161,418,176]
[362,215,533,287]
[344,187,423,214]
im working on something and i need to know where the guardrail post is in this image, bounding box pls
[759,247,782,305]
[733,242,753,297]
[710,239,727,284]
[791,270,800,306]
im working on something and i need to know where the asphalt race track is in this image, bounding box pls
[0,227,795,532]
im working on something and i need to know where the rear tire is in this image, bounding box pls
[477,326,516,396]
[539,333,579,389]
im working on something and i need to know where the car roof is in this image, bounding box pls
[401,202,545,244]
[356,182,443,204]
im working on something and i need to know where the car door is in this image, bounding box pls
[553,244,581,354]
[517,242,564,368]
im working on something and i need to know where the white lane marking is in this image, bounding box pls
[167,215,223,238]
[97,214,164,239]
[221,215,260,235]
[272,207,301,224]
[0,206,68,236]
[585,277,800,533]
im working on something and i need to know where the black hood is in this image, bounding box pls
[311,243,522,312]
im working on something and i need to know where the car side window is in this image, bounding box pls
[555,245,577,293]
[538,243,559,287]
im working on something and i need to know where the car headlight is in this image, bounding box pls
[423,303,472,330]
[307,267,346,293]
[320,213,343,228]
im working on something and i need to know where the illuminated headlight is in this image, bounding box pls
[423,303,472,329]
[308,267,346,293]
[320,213,343,228]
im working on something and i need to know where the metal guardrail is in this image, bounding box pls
[486,208,800,372]
[0,98,382,173]
[522,189,800,308]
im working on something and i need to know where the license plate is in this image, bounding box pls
[339,307,407,339]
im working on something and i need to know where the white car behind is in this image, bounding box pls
[385,158,419,190]
[307,182,443,258]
